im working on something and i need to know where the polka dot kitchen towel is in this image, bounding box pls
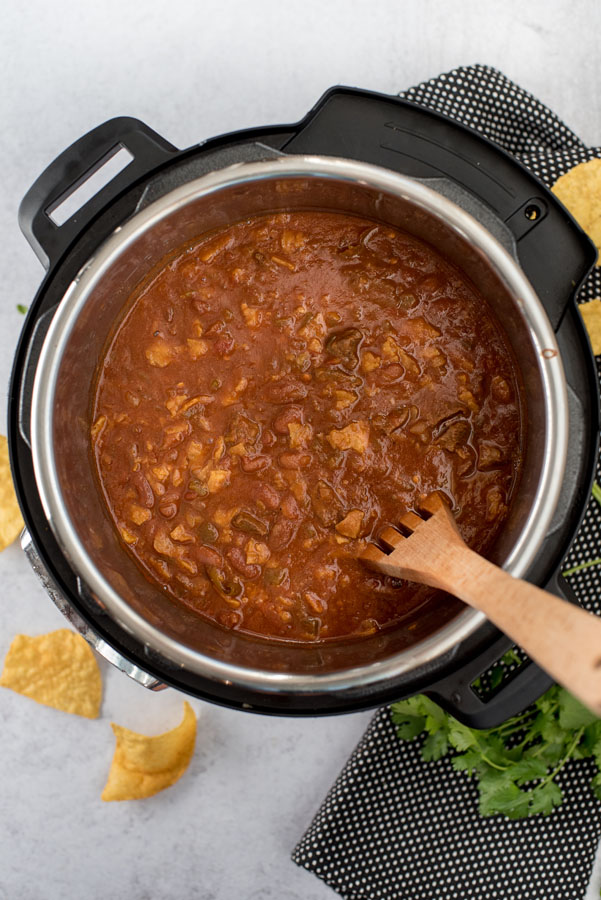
[292,65,601,900]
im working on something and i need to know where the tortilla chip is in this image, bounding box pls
[102,702,197,801]
[579,298,601,355]
[552,158,601,259]
[0,434,24,551]
[0,629,102,718]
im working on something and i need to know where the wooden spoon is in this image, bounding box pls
[361,492,601,716]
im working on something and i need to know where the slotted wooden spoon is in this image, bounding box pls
[361,492,601,716]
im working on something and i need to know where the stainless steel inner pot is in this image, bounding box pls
[30,155,567,698]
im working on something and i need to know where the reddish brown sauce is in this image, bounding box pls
[92,212,523,642]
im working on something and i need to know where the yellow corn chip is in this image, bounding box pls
[0,629,101,718]
[552,158,601,260]
[102,701,197,801]
[0,434,24,551]
[579,298,601,356]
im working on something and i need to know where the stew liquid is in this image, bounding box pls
[92,212,523,642]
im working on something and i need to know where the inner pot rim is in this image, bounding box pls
[30,154,568,694]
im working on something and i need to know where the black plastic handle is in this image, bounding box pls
[426,642,553,730]
[19,117,177,269]
[285,86,597,329]
[426,572,578,729]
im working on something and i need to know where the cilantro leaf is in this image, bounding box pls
[592,738,601,769]
[500,648,523,667]
[447,720,478,752]
[390,683,601,821]
[508,758,548,786]
[489,666,504,690]
[393,713,426,740]
[527,781,562,816]
[422,730,449,761]
[479,779,529,818]
[591,773,601,802]
[558,690,598,730]
[390,698,428,739]
[451,749,482,776]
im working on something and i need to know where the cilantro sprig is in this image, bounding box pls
[391,481,601,820]
[391,687,601,818]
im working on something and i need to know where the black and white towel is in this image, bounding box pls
[293,65,601,900]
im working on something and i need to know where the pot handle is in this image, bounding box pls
[286,87,597,329]
[19,117,178,269]
[426,651,554,730]
[424,571,577,729]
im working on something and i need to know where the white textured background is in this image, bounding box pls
[1,1,601,898]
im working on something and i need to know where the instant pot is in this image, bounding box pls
[10,87,599,727]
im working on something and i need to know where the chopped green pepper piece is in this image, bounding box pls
[199,522,219,543]
[206,566,243,598]
[232,511,269,537]
[264,566,287,586]
[189,479,209,497]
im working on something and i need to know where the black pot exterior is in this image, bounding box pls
[9,88,599,726]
